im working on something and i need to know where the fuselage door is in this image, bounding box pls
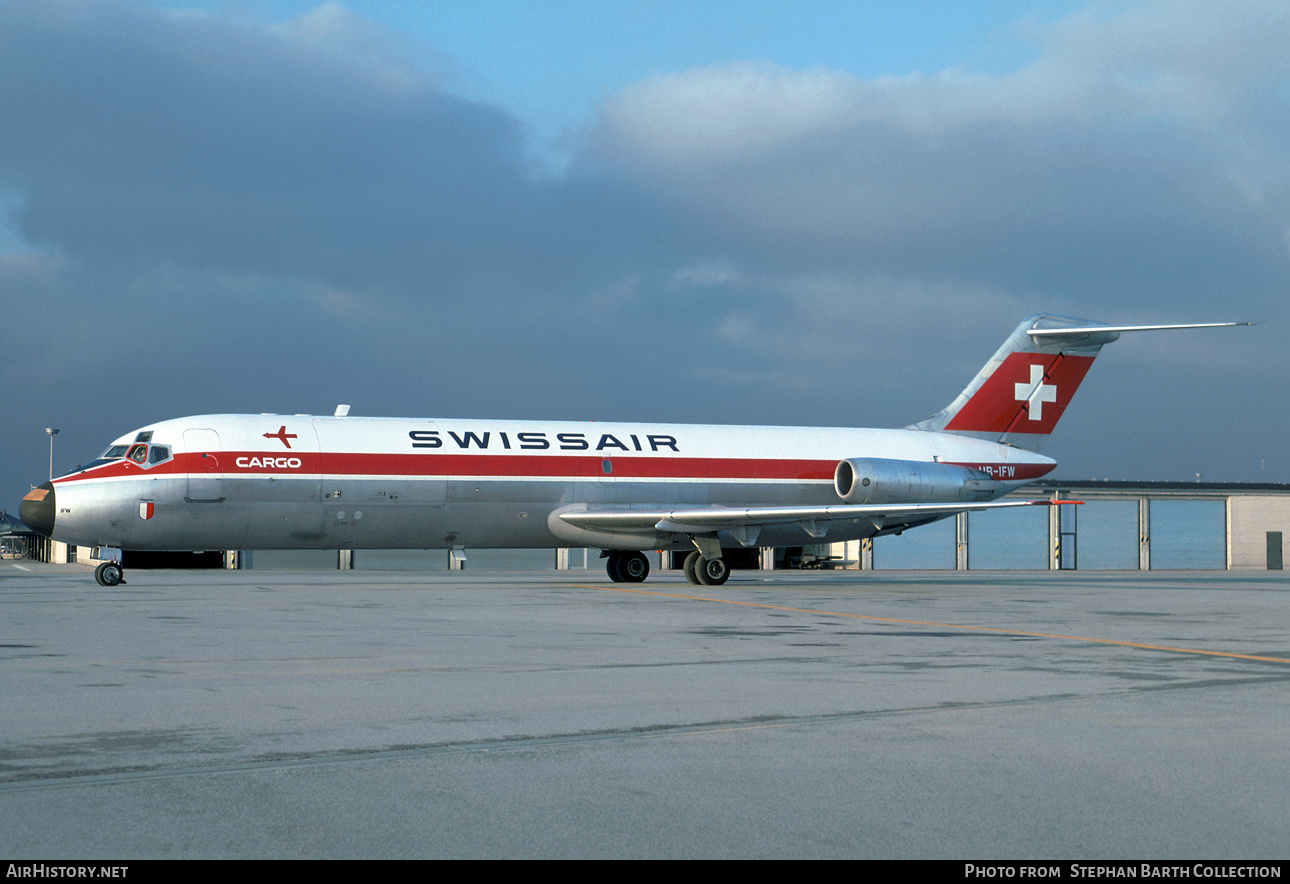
[183,428,224,502]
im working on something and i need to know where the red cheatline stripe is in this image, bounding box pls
[55,451,1054,483]
[315,452,839,480]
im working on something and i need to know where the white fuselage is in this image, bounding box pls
[44,414,1055,553]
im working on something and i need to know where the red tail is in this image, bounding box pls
[943,350,1097,437]
[911,315,1250,451]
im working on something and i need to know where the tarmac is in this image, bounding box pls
[1,560,1288,859]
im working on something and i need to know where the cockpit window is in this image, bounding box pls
[102,444,130,459]
[128,444,148,464]
[148,444,171,464]
[135,431,153,443]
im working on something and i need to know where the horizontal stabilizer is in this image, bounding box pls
[1027,321,1254,338]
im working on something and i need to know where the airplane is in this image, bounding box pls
[20,314,1247,588]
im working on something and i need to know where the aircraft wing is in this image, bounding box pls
[558,498,1071,545]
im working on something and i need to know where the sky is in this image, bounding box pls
[3,0,1289,515]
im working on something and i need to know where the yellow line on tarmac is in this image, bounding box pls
[575,584,1290,666]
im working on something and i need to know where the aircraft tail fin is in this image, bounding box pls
[909,314,1250,451]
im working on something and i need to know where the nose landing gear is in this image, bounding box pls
[94,562,125,586]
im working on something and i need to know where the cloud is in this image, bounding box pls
[598,62,865,163]
[589,0,1290,313]
[0,0,642,308]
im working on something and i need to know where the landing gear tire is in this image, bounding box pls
[95,562,124,587]
[618,551,649,583]
[683,550,701,585]
[607,551,650,583]
[695,556,729,586]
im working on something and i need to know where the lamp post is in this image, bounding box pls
[45,428,59,480]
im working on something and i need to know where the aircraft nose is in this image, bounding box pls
[20,482,56,537]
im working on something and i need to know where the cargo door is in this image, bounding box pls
[184,428,224,502]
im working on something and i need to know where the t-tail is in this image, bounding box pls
[910,314,1252,451]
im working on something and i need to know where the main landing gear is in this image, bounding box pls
[94,562,125,586]
[603,548,729,585]
[682,550,729,586]
[605,550,650,583]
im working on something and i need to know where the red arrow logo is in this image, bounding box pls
[263,426,298,448]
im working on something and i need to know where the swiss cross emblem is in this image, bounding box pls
[263,426,298,448]
[1014,364,1057,420]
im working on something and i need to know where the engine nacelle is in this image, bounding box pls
[834,457,1001,505]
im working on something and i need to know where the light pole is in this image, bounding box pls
[45,428,59,480]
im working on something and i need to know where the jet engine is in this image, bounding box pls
[834,457,1002,505]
